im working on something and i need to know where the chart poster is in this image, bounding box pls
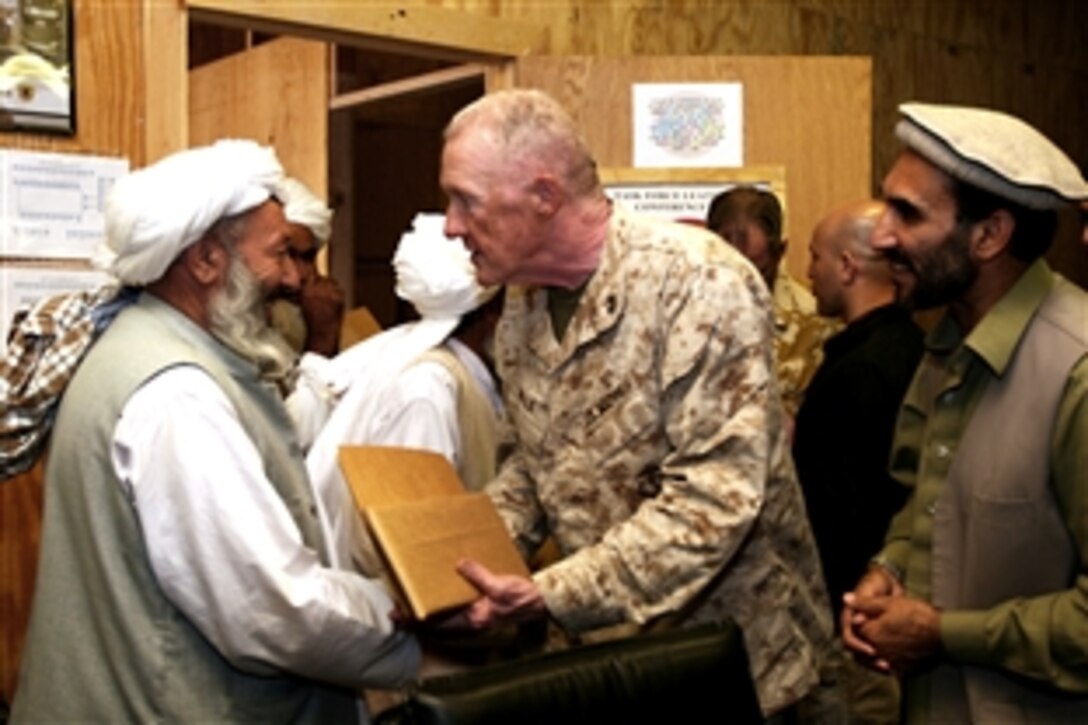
[0,149,128,259]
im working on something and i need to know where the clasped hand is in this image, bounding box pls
[841,566,942,675]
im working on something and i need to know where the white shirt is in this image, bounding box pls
[112,365,420,692]
[299,337,502,572]
[366,338,502,467]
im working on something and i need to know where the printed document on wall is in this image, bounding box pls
[633,83,743,168]
[0,264,112,344]
[0,149,128,259]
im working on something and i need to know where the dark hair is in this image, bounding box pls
[949,178,1057,262]
[455,288,504,337]
[706,186,783,250]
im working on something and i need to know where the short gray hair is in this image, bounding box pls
[445,89,599,196]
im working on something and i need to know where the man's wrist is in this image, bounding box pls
[868,555,904,584]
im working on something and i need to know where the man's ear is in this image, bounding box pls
[972,209,1014,262]
[528,175,565,216]
[184,235,227,285]
[839,249,859,285]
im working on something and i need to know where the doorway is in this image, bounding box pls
[188,22,487,329]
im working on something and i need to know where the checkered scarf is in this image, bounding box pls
[1,284,134,480]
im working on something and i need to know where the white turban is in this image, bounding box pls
[304,213,496,398]
[295,215,499,568]
[96,139,285,285]
[394,213,497,320]
[276,177,333,247]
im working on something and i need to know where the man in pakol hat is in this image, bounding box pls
[10,140,419,724]
[842,103,1088,723]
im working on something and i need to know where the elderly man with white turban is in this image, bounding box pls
[10,140,420,724]
[842,104,1088,723]
[269,176,346,357]
[290,213,502,574]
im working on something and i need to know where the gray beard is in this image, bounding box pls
[207,253,297,384]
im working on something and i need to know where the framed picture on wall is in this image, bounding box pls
[600,166,787,227]
[0,0,73,135]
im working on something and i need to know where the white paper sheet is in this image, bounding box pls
[1,264,112,344]
[0,149,128,259]
[633,83,744,168]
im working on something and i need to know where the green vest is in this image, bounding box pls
[12,294,356,723]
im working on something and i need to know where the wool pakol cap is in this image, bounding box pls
[896,102,1088,210]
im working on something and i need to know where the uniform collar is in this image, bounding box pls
[524,206,628,368]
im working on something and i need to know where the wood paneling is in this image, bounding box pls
[186,0,549,60]
[1,464,44,702]
[517,55,871,279]
[0,1,143,161]
[447,0,1088,282]
[141,0,188,163]
[189,36,328,195]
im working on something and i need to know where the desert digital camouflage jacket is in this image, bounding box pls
[487,206,833,716]
[772,270,839,418]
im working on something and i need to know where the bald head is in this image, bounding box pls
[820,200,886,265]
[808,200,896,322]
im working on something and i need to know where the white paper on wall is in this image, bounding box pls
[605,181,772,224]
[632,83,744,168]
[0,149,128,259]
[1,264,113,344]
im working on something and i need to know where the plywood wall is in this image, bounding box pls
[518,56,870,278]
[442,0,1088,281]
[446,0,1086,182]
[0,1,163,703]
[190,36,329,196]
[0,0,183,165]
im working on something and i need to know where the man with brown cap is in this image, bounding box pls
[842,103,1088,723]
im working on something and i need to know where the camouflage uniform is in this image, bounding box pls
[773,270,839,418]
[487,207,834,717]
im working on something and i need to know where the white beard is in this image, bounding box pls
[207,253,297,384]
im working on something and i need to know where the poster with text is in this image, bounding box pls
[0,149,128,259]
